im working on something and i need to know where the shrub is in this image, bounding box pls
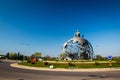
[95,62,100,65]
[116,61,120,64]
[68,63,75,67]
[44,62,49,66]
[27,58,31,63]
[31,59,36,64]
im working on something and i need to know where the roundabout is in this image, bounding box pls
[11,62,120,72]
[1,60,120,80]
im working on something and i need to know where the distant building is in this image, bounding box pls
[61,31,94,60]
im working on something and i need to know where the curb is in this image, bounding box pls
[10,63,120,72]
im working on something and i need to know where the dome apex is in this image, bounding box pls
[74,31,80,37]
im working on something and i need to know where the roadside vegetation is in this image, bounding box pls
[1,52,120,69]
[18,59,120,69]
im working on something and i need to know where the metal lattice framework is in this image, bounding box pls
[62,31,94,60]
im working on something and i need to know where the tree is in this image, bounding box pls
[51,57,57,61]
[59,53,67,58]
[35,52,42,58]
[58,53,67,60]
[17,52,21,60]
[12,53,18,60]
[5,52,25,60]
[6,52,10,59]
[43,55,51,60]
[95,55,103,60]
[30,54,35,60]
[9,52,15,59]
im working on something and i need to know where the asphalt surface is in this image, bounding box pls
[0,60,120,80]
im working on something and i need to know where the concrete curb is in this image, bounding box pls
[10,63,120,72]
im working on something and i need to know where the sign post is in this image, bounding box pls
[108,56,112,67]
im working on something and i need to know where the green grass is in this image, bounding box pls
[18,61,120,69]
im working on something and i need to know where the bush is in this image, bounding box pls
[116,61,120,64]
[68,63,75,67]
[27,58,31,63]
[31,59,36,64]
[19,60,120,69]
[95,62,100,65]
[44,62,49,66]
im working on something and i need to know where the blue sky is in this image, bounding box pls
[0,0,120,57]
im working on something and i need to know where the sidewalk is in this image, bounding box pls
[10,63,120,72]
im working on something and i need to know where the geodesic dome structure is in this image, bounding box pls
[62,31,94,60]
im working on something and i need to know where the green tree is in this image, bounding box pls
[43,55,51,60]
[6,52,25,60]
[6,52,10,59]
[17,52,21,60]
[58,53,67,60]
[9,52,15,59]
[102,57,108,61]
[6,52,16,60]
[30,54,35,60]
[51,57,57,61]
[35,52,42,58]
[95,55,103,61]
[59,53,66,58]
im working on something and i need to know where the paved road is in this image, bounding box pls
[0,61,120,80]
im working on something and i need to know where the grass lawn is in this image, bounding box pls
[18,61,120,69]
